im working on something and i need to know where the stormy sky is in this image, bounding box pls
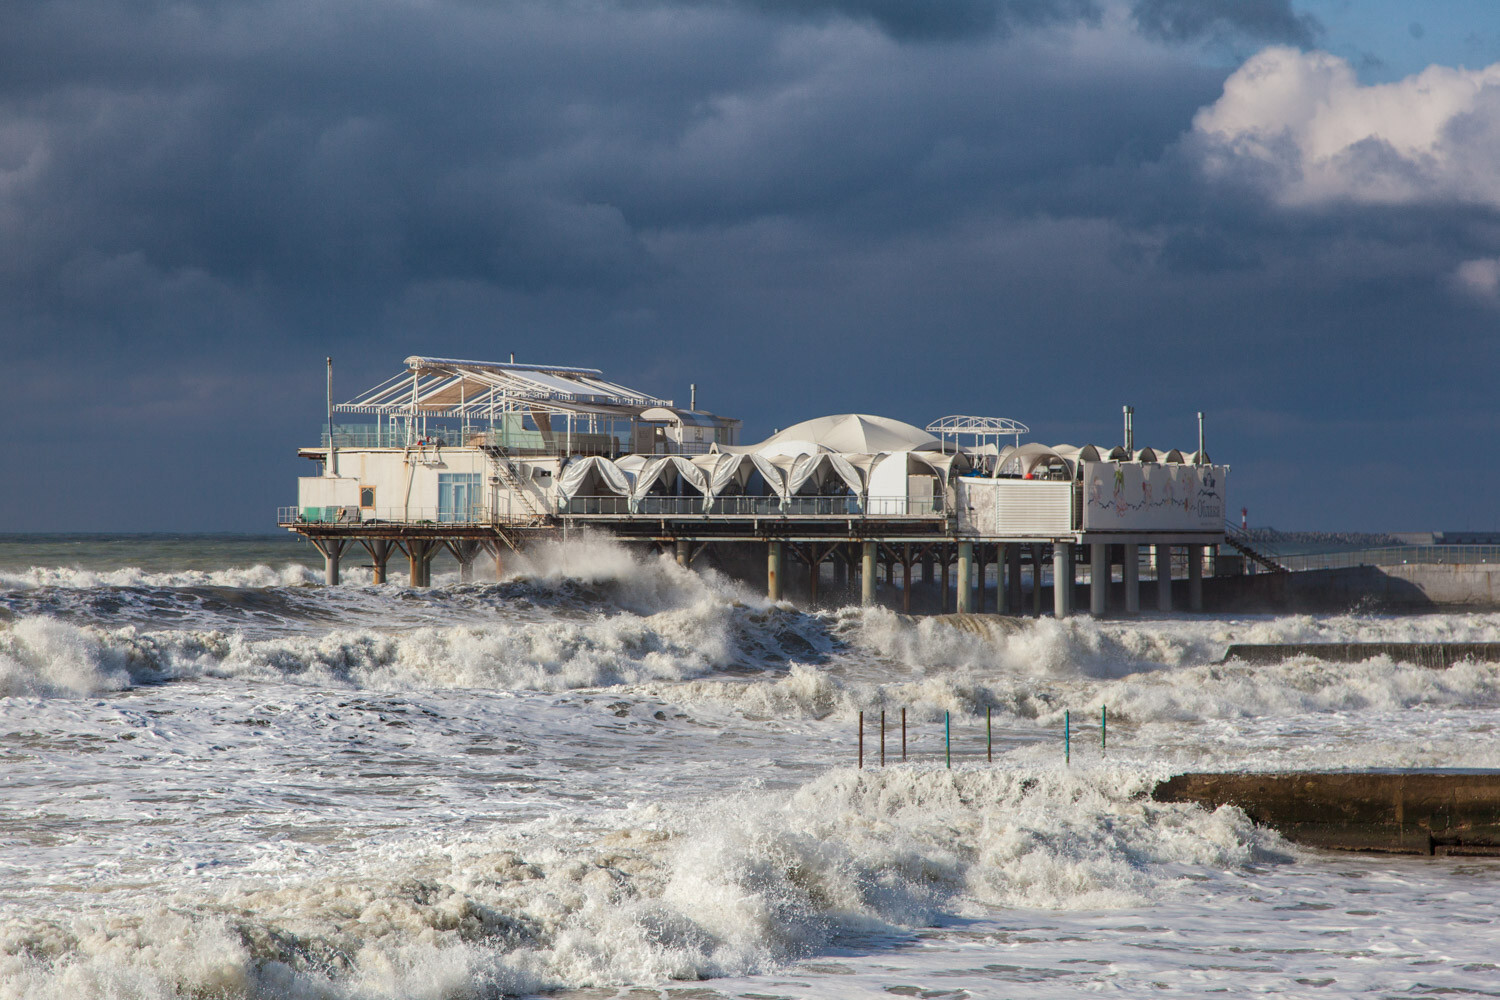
[4,0,1500,532]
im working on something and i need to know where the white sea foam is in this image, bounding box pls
[0,595,827,697]
[0,563,329,591]
[0,765,1273,999]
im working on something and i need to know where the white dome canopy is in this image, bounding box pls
[752,414,940,455]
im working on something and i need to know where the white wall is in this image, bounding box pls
[1080,462,1228,531]
[957,479,1074,536]
[296,447,560,521]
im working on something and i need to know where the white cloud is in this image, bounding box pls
[1192,46,1500,207]
[1452,257,1500,301]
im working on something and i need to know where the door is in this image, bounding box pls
[438,473,483,522]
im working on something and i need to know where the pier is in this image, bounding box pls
[282,356,1228,613]
[1222,642,1500,667]
[1154,771,1500,855]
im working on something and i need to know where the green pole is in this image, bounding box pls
[1065,709,1070,765]
[1101,705,1107,752]
[945,710,951,769]
[986,705,992,763]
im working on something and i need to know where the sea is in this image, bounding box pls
[2,532,1500,999]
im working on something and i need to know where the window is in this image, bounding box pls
[360,486,376,508]
[438,473,484,522]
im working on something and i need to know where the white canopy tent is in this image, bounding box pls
[738,413,941,456]
[706,453,789,504]
[557,456,632,504]
[630,455,712,510]
[788,452,865,496]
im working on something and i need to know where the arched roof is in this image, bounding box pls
[753,414,940,455]
[999,442,1073,478]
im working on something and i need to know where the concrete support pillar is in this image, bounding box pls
[362,539,390,585]
[808,547,821,606]
[675,539,690,568]
[1188,544,1204,611]
[901,545,912,613]
[975,545,987,613]
[996,544,1008,615]
[921,549,934,589]
[1090,542,1108,617]
[836,549,849,593]
[861,541,876,606]
[493,544,505,582]
[322,540,343,586]
[1008,544,1022,614]
[940,546,951,613]
[1053,542,1072,618]
[956,541,973,613]
[1123,543,1140,614]
[1030,544,1044,617]
[767,541,783,602]
[408,540,436,587]
[1156,543,1172,612]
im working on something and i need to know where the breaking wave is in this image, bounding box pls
[0,563,327,591]
[0,597,836,698]
[0,765,1276,999]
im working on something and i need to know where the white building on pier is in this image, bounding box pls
[286,355,1228,616]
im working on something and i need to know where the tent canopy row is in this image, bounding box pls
[556,450,967,509]
[997,443,1212,480]
[556,440,1214,507]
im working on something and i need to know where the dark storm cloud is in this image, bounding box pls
[1132,0,1321,47]
[1,0,1497,530]
[0,0,1157,352]
[726,0,1101,40]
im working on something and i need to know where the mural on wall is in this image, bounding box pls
[1081,462,1226,531]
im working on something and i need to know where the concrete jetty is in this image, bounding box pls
[1153,771,1500,855]
[1221,642,1500,668]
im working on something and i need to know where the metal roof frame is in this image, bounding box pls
[334,356,673,419]
[925,415,1030,437]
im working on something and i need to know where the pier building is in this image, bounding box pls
[281,356,1228,615]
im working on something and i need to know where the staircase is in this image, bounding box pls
[485,446,546,524]
[1223,521,1291,574]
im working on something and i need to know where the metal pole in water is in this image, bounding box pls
[881,710,886,767]
[858,711,864,770]
[945,711,951,769]
[986,706,992,763]
[1101,705,1107,752]
[902,707,907,761]
[1065,710,1071,765]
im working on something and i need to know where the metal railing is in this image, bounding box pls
[278,505,519,526]
[1272,545,1500,572]
[281,493,947,526]
[321,425,624,456]
[558,495,943,517]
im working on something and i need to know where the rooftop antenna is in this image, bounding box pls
[509,352,515,364]
[326,357,338,478]
[1197,411,1205,463]
[690,383,697,411]
[1123,405,1134,453]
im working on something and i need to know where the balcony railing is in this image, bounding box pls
[278,505,523,526]
[280,493,944,527]
[559,495,943,517]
